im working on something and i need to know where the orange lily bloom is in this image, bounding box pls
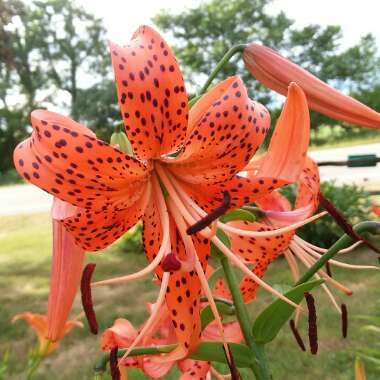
[243,43,380,129]
[12,198,84,354]
[101,302,243,380]
[12,313,82,355]
[14,25,312,360]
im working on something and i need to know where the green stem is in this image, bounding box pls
[94,344,177,374]
[26,341,51,380]
[297,221,380,285]
[199,44,246,95]
[189,44,247,109]
[220,257,271,380]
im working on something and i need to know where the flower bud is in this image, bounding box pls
[243,43,380,129]
[110,125,134,155]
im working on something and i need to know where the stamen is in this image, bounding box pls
[325,262,333,277]
[289,319,306,351]
[319,192,380,254]
[162,252,181,271]
[222,344,242,380]
[122,272,170,361]
[80,263,98,334]
[212,236,302,310]
[341,303,348,338]
[187,191,230,235]
[110,347,121,380]
[290,242,353,295]
[304,292,318,354]
[295,236,379,271]
[298,238,362,255]
[218,211,328,238]
[92,174,171,287]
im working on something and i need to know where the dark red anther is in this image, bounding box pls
[222,344,242,380]
[341,303,348,338]
[80,263,98,334]
[187,191,230,235]
[289,319,306,352]
[325,261,332,277]
[304,292,318,354]
[110,347,121,380]
[318,192,380,254]
[162,253,181,272]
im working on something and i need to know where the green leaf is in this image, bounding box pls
[207,266,224,289]
[191,342,252,368]
[220,208,256,223]
[201,301,235,329]
[252,279,323,344]
[211,229,230,258]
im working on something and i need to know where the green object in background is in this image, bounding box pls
[348,154,378,167]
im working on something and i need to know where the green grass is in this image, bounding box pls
[1,213,380,379]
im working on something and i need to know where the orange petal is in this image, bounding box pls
[202,321,243,344]
[178,359,211,380]
[47,203,85,341]
[13,110,150,211]
[170,77,270,184]
[109,25,188,160]
[252,82,310,184]
[244,43,380,129]
[372,203,380,217]
[101,318,138,351]
[62,183,150,251]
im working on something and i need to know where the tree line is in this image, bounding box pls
[1,0,379,175]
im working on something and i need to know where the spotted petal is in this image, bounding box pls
[169,77,270,184]
[110,25,188,160]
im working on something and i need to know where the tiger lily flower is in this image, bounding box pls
[243,43,380,129]
[228,155,378,327]
[14,25,313,360]
[12,313,82,355]
[12,198,84,354]
[101,302,243,379]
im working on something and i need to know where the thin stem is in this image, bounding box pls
[220,257,271,380]
[296,221,380,285]
[199,44,247,95]
[26,341,51,380]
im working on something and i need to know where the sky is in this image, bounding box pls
[76,0,380,48]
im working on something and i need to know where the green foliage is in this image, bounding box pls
[118,223,143,254]
[153,0,380,132]
[252,279,323,344]
[0,0,116,174]
[355,303,380,375]
[281,181,374,248]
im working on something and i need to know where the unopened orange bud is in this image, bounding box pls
[243,43,380,129]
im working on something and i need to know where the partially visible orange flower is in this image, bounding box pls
[372,203,380,217]
[12,312,82,355]
[243,43,380,129]
[12,198,84,354]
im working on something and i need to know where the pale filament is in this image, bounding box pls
[290,241,353,296]
[294,236,379,271]
[92,174,170,287]
[159,167,301,310]
[300,239,362,255]
[166,197,229,354]
[288,247,341,313]
[166,171,328,239]
[166,198,196,272]
[122,271,170,360]
[283,250,302,326]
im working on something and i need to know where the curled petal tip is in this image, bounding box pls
[243,43,380,129]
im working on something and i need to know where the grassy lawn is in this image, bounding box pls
[1,213,380,379]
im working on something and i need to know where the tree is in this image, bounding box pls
[0,0,117,174]
[153,0,380,131]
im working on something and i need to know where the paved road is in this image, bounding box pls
[1,143,380,216]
